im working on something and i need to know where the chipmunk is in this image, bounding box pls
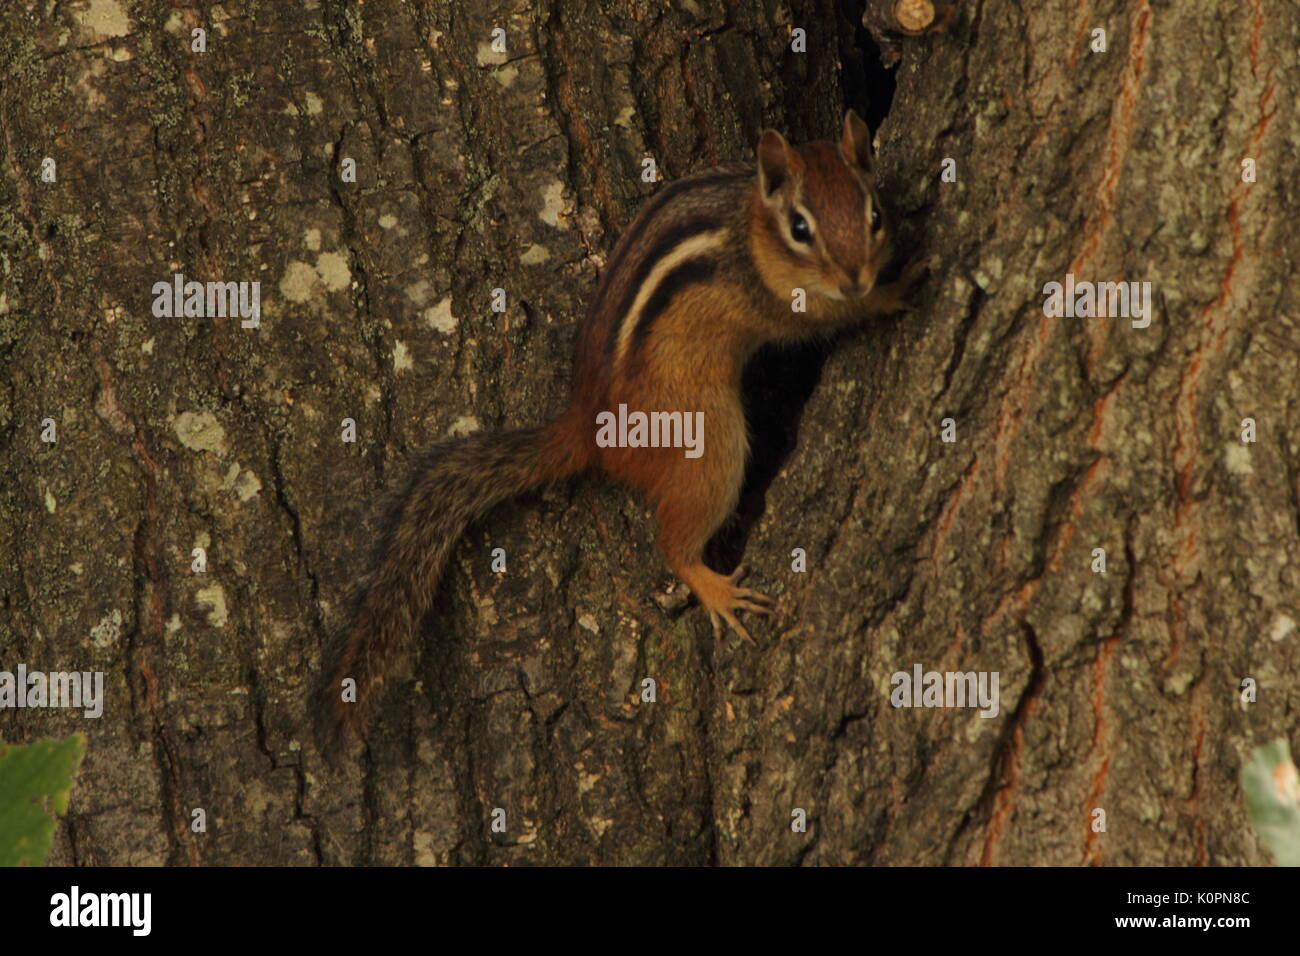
[317,109,923,744]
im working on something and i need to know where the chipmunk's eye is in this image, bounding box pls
[870,206,882,233]
[789,211,812,244]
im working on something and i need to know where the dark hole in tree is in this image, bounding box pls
[705,9,899,576]
[839,0,898,130]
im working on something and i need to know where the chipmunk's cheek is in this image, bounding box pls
[815,267,844,298]
[817,282,847,303]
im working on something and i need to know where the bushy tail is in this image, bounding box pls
[315,414,588,749]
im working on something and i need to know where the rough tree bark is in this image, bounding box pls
[1,0,1297,866]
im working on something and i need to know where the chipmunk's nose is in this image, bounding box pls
[839,276,868,299]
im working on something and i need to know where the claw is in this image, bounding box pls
[721,610,755,645]
[735,587,775,608]
[678,562,774,645]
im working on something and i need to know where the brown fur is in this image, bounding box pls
[317,111,922,745]
[799,143,869,275]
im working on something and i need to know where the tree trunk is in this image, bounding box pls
[2,0,1296,866]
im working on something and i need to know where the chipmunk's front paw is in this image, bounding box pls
[870,259,928,314]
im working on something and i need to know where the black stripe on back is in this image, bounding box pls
[627,257,718,357]
[622,171,742,244]
[603,213,722,356]
[595,169,747,355]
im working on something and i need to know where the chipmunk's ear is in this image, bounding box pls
[757,128,798,199]
[840,108,873,173]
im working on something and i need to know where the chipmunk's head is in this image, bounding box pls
[752,109,892,310]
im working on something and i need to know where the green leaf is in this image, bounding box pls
[1242,738,1300,867]
[0,734,86,867]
